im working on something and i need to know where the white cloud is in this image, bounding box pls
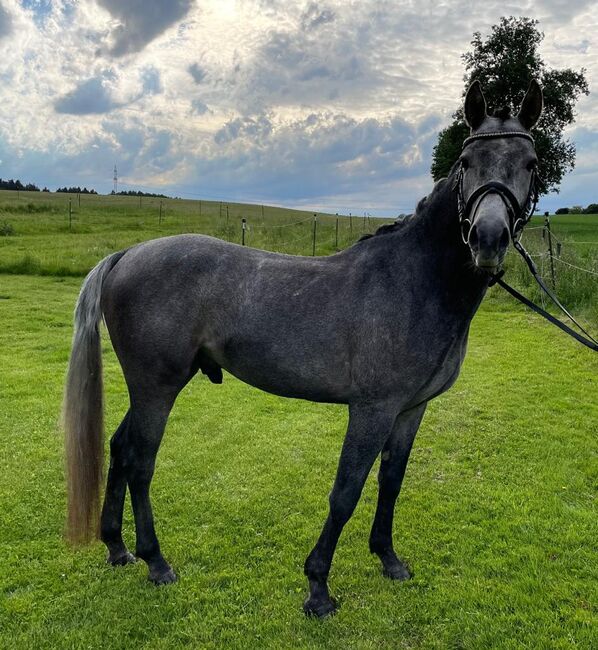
[0,0,595,213]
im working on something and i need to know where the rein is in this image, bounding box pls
[456,130,598,353]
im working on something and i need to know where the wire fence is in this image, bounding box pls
[0,190,596,316]
[509,214,598,324]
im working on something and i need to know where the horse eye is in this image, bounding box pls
[526,159,538,171]
[460,158,470,170]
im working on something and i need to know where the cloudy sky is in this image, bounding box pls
[0,0,596,214]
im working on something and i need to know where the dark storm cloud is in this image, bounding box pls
[98,0,194,57]
[54,75,122,115]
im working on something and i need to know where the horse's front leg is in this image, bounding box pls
[369,402,427,579]
[303,403,398,617]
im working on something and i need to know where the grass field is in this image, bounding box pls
[0,191,597,648]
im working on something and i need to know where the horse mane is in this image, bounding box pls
[358,177,450,242]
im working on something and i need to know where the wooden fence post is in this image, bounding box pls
[312,214,317,256]
[545,214,556,289]
[242,218,246,245]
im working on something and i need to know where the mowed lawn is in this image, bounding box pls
[0,275,596,649]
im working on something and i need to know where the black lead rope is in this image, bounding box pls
[490,241,598,352]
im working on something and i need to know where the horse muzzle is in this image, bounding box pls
[467,199,511,272]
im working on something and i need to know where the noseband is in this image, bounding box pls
[454,131,541,245]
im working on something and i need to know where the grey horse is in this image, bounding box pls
[64,80,543,617]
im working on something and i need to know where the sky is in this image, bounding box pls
[0,1,596,215]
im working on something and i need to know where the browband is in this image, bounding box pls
[462,131,535,149]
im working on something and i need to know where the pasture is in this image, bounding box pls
[0,191,596,648]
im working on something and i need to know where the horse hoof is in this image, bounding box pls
[382,562,411,581]
[303,596,338,618]
[107,550,136,566]
[149,568,177,586]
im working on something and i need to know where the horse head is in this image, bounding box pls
[457,79,543,272]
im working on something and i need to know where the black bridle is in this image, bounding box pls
[454,130,598,353]
[454,131,540,245]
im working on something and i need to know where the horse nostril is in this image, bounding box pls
[500,226,510,249]
[468,224,479,249]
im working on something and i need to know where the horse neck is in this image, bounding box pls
[387,177,489,319]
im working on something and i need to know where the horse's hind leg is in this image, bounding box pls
[124,393,179,585]
[368,403,427,580]
[101,410,135,566]
[303,404,397,617]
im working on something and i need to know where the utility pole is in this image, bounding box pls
[113,164,118,194]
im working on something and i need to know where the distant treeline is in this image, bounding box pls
[112,190,171,198]
[0,178,47,192]
[56,187,98,194]
[555,204,598,215]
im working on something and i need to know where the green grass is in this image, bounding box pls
[0,275,596,649]
[496,215,598,320]
[0,191,595,324]
[0,190,380,276]
[0,191,596,647]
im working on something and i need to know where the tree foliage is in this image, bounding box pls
[0,178,40,191]
[431,17,589,194]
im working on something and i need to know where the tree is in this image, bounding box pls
[431,17,589,194]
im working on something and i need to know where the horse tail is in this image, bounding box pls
[63,250,126,544]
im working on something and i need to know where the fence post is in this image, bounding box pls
[199,200,202,216]
[159,201,163,224]
[363,212,366,231]
[139,195,142,208]
[349,212,352,233]
[241,218,246,245]
[312,214,317,256]
[78,192,81,208]
[335,214,339,249]
[261,204,264,219]
[68,199,72,230]
[544,214,556,289]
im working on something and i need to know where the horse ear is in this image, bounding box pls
[518,79,543,130]
[464,80,487,130]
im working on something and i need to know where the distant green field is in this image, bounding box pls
[1,190,595,323]
[0,190,384,276]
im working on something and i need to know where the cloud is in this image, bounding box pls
[300,3,335,31]
[191,98,209,114]
[141,66,162,95]
[188,62,207,83]
[98,0,194,57]
[0,1,597,214]
[0,1,12,39]
[54,75,123,115]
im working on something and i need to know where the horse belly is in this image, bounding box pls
[210,333,353,403]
